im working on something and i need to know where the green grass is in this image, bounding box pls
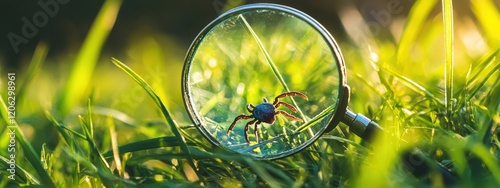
[1,0,500,187]
[58,0,122,115]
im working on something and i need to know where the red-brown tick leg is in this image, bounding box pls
[274,101,298,112]
[273,91,308,105]
[244,119,257,143]
[254,121,262,143]
[227,115,253,134]
[276,110,303,122]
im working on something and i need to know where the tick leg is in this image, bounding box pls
[273,91,308,105]
[276,110,303,122]
[244,119,257,143]
[254,121,262,143]
[274,101,298,112]
[247,104,255,113]
[227,115,253,134]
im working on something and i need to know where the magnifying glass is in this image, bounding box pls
[182,3,458,184]
[182,3,381,160]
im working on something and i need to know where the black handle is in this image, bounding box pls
[401,148,458,185]
[342,111,458,185]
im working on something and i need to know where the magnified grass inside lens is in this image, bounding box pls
[186,9,341,158]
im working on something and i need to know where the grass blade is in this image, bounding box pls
[59,0,122,114]
[107,116,124,176]
[111,57,199,178]
[17,42,48,100]
[0,97,56,187]
[243,158,281,188]
[0,155,40,185]
[442,0,455,118]
[464,49,498,94]
[471,0,500,45]
[78,115,116,187]
[378,66,444,107]
[103,136,181,158]
[294,105,336,133]
[239,15,307,121]
[467,61,500,101]
[469,143,500,182]
[397,0,439,63]
[81,101,110,169]
[45,111,84,153]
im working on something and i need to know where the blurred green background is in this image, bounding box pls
[1,0,500,187]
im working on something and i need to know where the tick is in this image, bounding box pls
[226,91,308,143]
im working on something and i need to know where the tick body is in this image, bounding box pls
[226,91,308,143]
[253,103,276,124]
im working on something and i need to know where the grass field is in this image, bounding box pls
[1,0,500,187]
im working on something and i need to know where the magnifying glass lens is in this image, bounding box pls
[184,4,343,159]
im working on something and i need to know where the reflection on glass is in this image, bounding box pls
[185,9,341,158]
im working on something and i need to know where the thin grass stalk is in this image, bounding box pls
[59,0,122,114]
[238,15,307,121]
[442,0,454,129]
[471,0,500,45]
[111,58,201,181]
[397,0,439,64]
[238,14,322,157]
[107,116,124,176]
[0,155,40,185]
[17,42,47,100]
[0,97,56,187]
[103,136,181,158]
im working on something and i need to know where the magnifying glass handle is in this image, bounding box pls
[342,110,382,141]
[342,110,458,185]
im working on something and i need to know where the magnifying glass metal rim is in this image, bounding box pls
[182,3,350,160]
